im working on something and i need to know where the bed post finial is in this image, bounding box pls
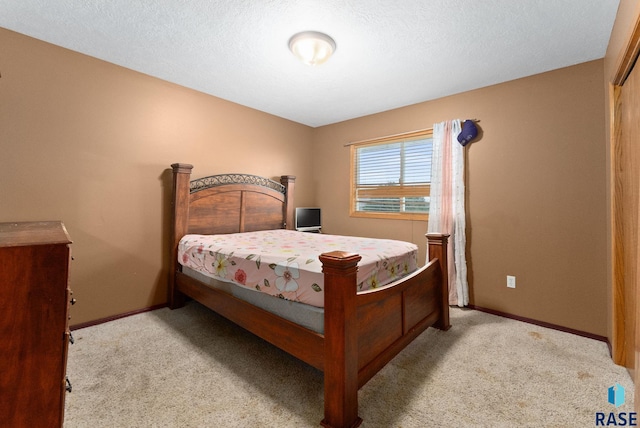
[172,163,194,174]
[426,233,451,331]
[280,175,296,229]
[170,163,194,309]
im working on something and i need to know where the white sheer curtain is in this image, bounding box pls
[427,119,468,307]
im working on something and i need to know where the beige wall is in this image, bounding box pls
[0,28,315,324]
[314,60,607,336]
[0,26,611,337]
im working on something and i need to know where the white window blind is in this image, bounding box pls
[351,134,432,219]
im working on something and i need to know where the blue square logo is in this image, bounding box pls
[608,383,625,408]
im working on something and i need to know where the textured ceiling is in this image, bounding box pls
[0,0,620,127]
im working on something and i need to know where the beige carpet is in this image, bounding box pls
[64,302,634,427]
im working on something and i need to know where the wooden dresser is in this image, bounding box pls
[0,221,73,427]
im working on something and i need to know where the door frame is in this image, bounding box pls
[610,11,640,367]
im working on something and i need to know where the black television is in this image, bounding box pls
[295,207,322,232]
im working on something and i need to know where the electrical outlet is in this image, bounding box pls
[507,275,516,288]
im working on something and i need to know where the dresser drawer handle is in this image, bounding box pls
[65,377,72,393]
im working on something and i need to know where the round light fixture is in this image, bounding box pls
[288,31,336,66]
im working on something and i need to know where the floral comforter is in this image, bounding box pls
[178,229,418,308]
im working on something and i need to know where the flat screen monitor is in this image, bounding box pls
[295,207,321,232]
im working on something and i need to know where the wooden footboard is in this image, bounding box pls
[319,234,449,428]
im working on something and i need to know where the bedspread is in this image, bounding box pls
[178,229,418,308]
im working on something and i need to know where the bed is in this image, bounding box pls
[169,163,450,428]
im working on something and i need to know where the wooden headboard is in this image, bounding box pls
[171,163,295,235]
[169,162,295,308]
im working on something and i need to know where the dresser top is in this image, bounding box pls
[0,221,71,247]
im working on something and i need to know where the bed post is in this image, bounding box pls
[319,251,363,428]
[170,163,193,309]
[280,175,296,230]
[427,233,451,331]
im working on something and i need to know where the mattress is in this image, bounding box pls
[178,229,418,308]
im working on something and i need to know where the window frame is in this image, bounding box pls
[349,128,433,221]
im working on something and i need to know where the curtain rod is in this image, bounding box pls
[344,119,479,147]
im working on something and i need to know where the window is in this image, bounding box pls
[350,129,433,220]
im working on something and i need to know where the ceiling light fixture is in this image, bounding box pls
[288,31,336,66]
